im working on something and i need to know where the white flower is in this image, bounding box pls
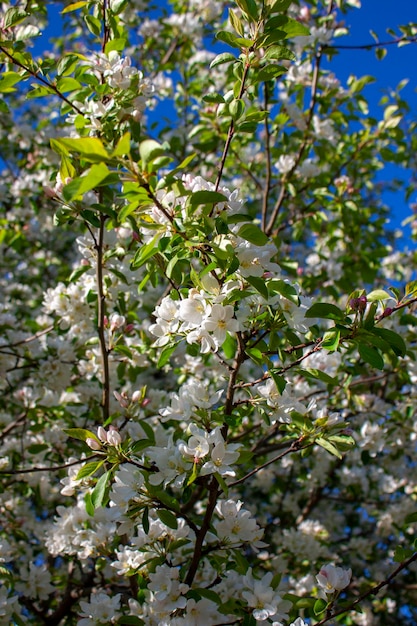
[316,563,352,594]
[178,424,210,460]
[78,592,122,625]
[215,499,266,548]
[200,429,241,477]
[275,154,296,174]
[242,568,282,621]
[202,303,239,347]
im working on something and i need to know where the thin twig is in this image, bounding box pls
[229,438,309,487]
[0,46,84,115]
[0,455,100,475]
[324,35,417,52]
[95,213,111,422]
[315,551,417,625]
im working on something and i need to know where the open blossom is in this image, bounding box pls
[178,424,210,460]
[215,499,266,548]
[316,563,352,594]
[242,568,283,621]
[78,592,122,625]
[200,428,241,477]
[202,303,240,347]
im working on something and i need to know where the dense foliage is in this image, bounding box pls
[1,0,417,624]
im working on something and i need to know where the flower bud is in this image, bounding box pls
[107,429,122,446]
[349,295,367,312]
[97,426,108,442]
[86,437,102,451]
[382,307,393,318]
[114,390,129,408]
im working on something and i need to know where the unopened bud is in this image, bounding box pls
[107,429,122,446]
[97,426,108,442]
[114,390,129,408]
[86,437,102,450]
[382,307,394,318]
[349,295,367,312]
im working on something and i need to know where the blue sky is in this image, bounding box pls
[329,1,417,242]
[29,1,417,243]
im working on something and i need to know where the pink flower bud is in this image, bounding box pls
[349,296,367,312]
[382,307,393,318]
[107,429,122,446]
[97,426,108,442]
[86,437,102,450]
[113,390,129,408]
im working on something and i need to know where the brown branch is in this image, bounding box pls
[0,46,84,115]
[0,455,100,475]
[184,476,220,586]
[324,35,417,52]
[213,59,251,195]
[261,82,272,232]
[95,213,111,422]
[315,551,417,625]
[265,48,322,235]
[229,438,309,487]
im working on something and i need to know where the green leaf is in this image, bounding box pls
[84,13,102,37]
[131,234,160,268]
[56,77,82,93]
[322,328,341,351]
[186,462,199,487]
[237,223,269,245]
[64,427,99,443]
[316,437,342,459]
[405,279,417,298]
[76,460,105,480]
[84,491,94,517]
[246,275,269,299]
[229,8,244,37]
[189,190,228,206]
[91,471,110,509]
[50,137,109,161]
[4,7,28,29]
[314,598,328,615]
[303,368,337,386]
[229,98,245,121]
[235,0,259,20]
[156,508,178,529]
[269,371,287,393]
[157,343,178,368]
[111,132,131,158]
[62,162,111,201]
[245,347,264,365]
[358,344,384,370]
[62,1,88,13]
[139,139,165,167]
[27,85,56,99]
[210,53,236,68]
[305,302,346,321]
[0,71,22,93]
[257,65,287,81]
[373,328,406,357]
[216,30,242,49]
[268,0,293,12]
[222,332,237,359]
[367,289,392,302]
[268,279,298,304]
[187,587,222,605]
